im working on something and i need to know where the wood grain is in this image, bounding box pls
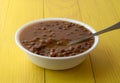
[0,0,44,83]
[0,0,120,83]
[0,0,10,32]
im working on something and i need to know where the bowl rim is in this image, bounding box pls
[15,18,99,60]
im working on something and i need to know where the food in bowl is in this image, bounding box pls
[15,18,99,70]
[20,20,94,57]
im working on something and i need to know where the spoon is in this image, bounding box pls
[69,22,120,45]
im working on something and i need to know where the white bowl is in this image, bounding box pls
[15,18,99,70]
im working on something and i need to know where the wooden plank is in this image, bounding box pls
[0,0,10,30]
[44,0,95,83]
[45,57,94,83]
[110,0,120,19]
[78,0,120,82]
[44,0,81,20]
[0,0,44,83]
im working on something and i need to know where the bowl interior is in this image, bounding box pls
[15,18,99,59]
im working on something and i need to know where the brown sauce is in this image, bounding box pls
[20,20,94,57]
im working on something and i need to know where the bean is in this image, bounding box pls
[62,52,67,56]
[88,31,92,34]
[80,50,84,53]
[68,46,74,51]
[29,47,34,52]
[41,27,46,30]
[22,40,28,43]
[75,29,78,31]
[76,45,81,48]
[60,49,65,52]
[85,42,89,45]
[42,34,47,37]
[56,41,63,45]
[71,53,76,56]
[39,39,44,43]
[50,48,55,52]
[33,51,39,54]
[38,28,41,30]
[51,32,55,34]
[58,27,62,29]
[33,43,40,49]
[57,53,62,57]
[63,27,67,30]
[26,45,31,48]
[49,51,56,57]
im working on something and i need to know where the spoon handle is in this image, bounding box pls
[93,22,120,36]
[69,22,120,45]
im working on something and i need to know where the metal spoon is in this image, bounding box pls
[69,22,120,45]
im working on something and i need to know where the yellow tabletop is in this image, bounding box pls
[0,0,120,83]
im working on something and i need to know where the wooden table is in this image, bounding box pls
[0,0,120,83]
